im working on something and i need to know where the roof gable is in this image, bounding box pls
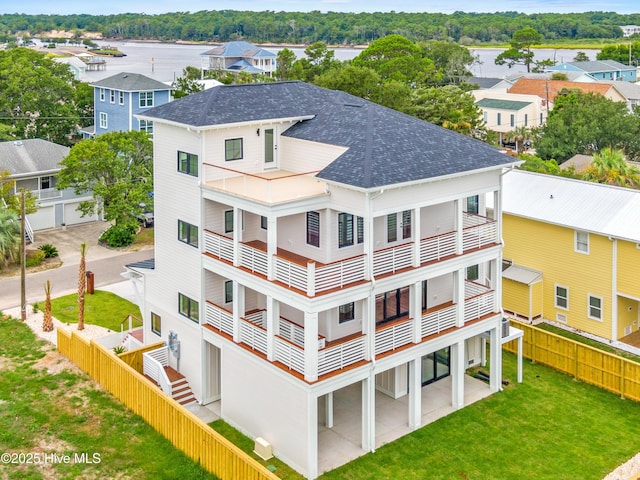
[508,78,614,100]
[502,170,640,242]
[90,72,170,92]
[0,139,69,176]
[141,81,517,189]
[475,98,532,110]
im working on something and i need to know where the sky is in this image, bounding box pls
[0,0,638,16]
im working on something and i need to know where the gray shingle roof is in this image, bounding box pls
[475,98,532,110]
[90,72,170,91]
[141,81,516,189]
[0,139,69,176]
[201,41,276,59]
[559,60,632,73]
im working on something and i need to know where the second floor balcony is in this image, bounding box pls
[203,211,497,296]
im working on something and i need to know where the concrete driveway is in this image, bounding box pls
[0,221,154,310]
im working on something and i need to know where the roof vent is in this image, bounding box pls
[13,140,23,147]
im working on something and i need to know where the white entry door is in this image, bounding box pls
[264,127,277,168]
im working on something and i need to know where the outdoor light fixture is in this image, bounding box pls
[256,128,260,136]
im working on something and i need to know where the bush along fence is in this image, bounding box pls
[57,328,280,480]
[504,321,640,402]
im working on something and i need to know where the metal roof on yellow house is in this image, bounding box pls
[501,169,640,243]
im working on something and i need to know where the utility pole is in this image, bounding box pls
[20,190,26,321]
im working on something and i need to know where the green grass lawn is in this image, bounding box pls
[206,349,640,479]
[320,352,640,479]
[0,316,216,480]
[50,290,141,332]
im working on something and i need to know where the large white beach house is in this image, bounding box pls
[133,81,516,478]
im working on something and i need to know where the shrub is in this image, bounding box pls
[25,249,46,268]
[32,302,40,313]
[38,243,59,258]
[113,345,127,354]
[100,223,137,248]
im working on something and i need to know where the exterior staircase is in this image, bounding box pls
[162,365,196,406]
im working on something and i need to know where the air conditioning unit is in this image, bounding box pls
[254,437,273,460]
[625,325,632,336]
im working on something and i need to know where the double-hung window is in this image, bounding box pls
[178,293,199,323]
[119,91,125,105]
[110,90,115,103]
[555,285,568,309]
[575,230,589,254]
[99,112,108,129]
[387,214,397,243]
[338,213,354,248]
[177,151,198,177]
[178,220,198,248]
[139,119,153,133]
[225,138,243,161]
[139,91,153,108]
[307,211,320,247]
[588,295,602,320]
[99,88,105,101]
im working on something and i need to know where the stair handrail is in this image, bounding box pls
[24,215,34,243]
[142,347,172,396]
[120,313,144,342]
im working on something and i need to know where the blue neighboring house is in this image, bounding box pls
[79,72,172,138]
[200,41,277,77]
[547,60,637,82]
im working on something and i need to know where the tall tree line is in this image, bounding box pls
[1,11,637,45]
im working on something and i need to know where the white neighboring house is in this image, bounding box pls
[1,139,97,233]
[473,90,547,133]
[131,81,517,478]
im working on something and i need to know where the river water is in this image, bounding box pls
[82,40,600,83]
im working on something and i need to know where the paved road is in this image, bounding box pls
[0,222,153,311]
[0,249,153,311]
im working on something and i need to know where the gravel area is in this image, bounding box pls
[3,305,113,346]
[603,452,640,480]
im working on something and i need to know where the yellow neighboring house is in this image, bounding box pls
[500,170,640,341]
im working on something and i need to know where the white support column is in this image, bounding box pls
[266,296,279,361]
[410,281,422,343]
[307,392,319,480]
[232,207,242,267]
[408,359,421,429]
[304,311,319,382]
[455,269,465,327]
[267,216,277,281]
[455,198,463,255]
[451,340,465,410]
[517,335,523,383]
[412,206,421,267]
[232,282,245,343]
[364,293,375,361]
[493,188,502,243]
[325,392,334,428]
[362,376,376,452]
[364,213,374,280]
[489,324,502,392]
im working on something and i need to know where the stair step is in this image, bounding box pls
[172,385,191,395]
[174,392,195,404]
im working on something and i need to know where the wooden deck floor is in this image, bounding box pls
[620,329,640,348]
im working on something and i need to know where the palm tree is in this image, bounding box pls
[583,148,640,187]
[77,242,87,331]
[42,280,53,332]
[0,208,19,268]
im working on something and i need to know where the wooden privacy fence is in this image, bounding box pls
[57,328,280,480]
[504,321,640,402]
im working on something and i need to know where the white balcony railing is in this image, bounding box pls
[318,335,366,377]
[239,243,268,276]
[421,304,457,338]
[274,336,305,375]
[239,318,268,355]
[204,230,233,263]
[36,187,63,200]
[462,213,497,251]
[205,301,233,337]
[372,242,413,276]
[279,317,325,349]
[420,231,456,264]
[374,317,414,356]
[464,288,496,323]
